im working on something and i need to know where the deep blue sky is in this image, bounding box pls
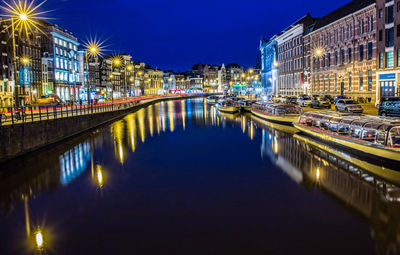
[44,0,351,71]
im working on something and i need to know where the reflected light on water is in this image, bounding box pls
[96,165,104,188]
[316,168,321,181]
[168,101,175,132]
[35,229,43,248]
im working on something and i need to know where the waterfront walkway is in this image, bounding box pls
[0,93,210,126]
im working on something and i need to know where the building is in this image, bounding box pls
[189,76,203,91]
[41,22,81,102]
[276,14,314,96]
[225,63,244,85]
[305,0,376,102]
[203,65,219,92]
[0,19,42,106]
[218,64,227,91]
[260,37,279,95]
[376,0,400,99]
[144,68,164,95]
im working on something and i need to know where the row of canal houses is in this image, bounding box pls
[0,19,166,107]
[260,0,399,103]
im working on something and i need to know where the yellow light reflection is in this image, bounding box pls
[138,109,146,142]
[316,168,321,181]
[148,105,154,136]
[168,101,175,132]
[35,229,43,249]
[181,100,186,130]
[96,165,104,188]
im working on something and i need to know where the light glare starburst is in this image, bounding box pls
[0,0,50,38]
[83,38,107,59]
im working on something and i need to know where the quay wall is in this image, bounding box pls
[0,95,204,162]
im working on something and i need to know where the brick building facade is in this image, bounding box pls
[305,0,377,102]
[376,0,400,99]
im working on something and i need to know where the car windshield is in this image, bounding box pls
[303,97,311,100]
[344,100,357,104]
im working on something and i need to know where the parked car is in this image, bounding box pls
[379,97,400,117]
[311,96,331,109]
[286,96,298,104]
[324,95,334,104]
[37,95,63,105]
[334,95,345,104]
[335,99,364,113]
[297,96,312,107]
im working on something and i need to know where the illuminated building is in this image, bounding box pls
[260,38,279,95]
[275,14,314,96]
[376,0,400,99]
[304,0,376,102]
[41,21,81,102]
[0,19,42,106]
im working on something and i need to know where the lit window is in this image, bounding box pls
[387,51,394,68]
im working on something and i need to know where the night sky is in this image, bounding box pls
[44,0,352,71]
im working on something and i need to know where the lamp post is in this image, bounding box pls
[126,64,133,98]
[20,57,30,103]
[83,40,103,103]
[0,0,49,106]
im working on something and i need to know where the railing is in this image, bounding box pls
[0,93,213,126]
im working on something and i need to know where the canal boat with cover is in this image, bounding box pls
[294,111,400,163]
[237,100,257,112]
[251,103,302,125]
[216,99,239,113]
[206,95,221,104]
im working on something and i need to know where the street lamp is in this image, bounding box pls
[0,0,48,106]
[83,38,105,103]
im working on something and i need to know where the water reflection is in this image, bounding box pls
[255,115,400,255]
[0,98,400,254]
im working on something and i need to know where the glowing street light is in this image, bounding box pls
[21,57,30,65]
[315,48,323,56]
[83,38,106,103]
[0,0,49,106]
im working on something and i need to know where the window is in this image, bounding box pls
[398,1,400,12]
[387,51,394,68]
[335,51,338,65]
[328,53,331,66]
[398,25,400,37]
[379,9,383,19]
[348,48,352,62]
[359,20,364,35]
[359,71,363,91]
[368,42,373,60]
[349,72,352,91]
[359,44,364,61]
[379,30,383,41]
[398,50,400,67]
[380,53,384,68]
[386,28,394,47]
[335,73,338,91]
[368,70,372,91]
[387,5,394,24]
[341,49,345,64]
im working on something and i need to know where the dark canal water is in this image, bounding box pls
[0,98,399,255]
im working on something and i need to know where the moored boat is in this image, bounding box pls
[251,103,302,125]
[216,100,239,113]
[294,111,400,163]
[237,100,257,112]
[206,95,221,104]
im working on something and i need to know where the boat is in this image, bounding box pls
[251,103,302,125]
[294,111,400,163]
[216,99,239,113]
[206,95,221,104]
[237,100,257,112]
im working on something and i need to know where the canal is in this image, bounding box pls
[0,98,399,255]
